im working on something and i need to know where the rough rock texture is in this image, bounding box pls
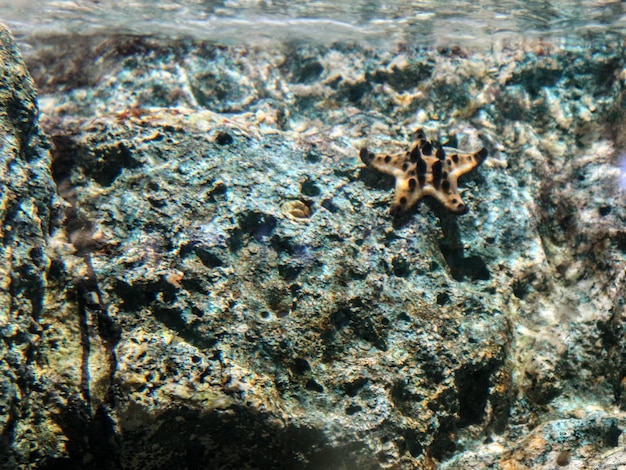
[0,24,62,467]
[1,28,624,469]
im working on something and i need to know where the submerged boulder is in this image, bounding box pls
[0,26,624,469]
[0,23,62,467]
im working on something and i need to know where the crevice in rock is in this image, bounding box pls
[46,132,123,462]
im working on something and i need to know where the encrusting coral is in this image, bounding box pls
[360,129,487,215]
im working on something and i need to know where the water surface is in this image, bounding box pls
[4,0,626,46]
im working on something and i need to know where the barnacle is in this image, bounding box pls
[281,200,311,221]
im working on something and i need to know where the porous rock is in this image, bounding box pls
[2,30,624,469]
[0,24,63,467]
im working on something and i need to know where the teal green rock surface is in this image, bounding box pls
[0,27,624,469]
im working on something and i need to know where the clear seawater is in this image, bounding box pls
[1,1,625,468]
[3,0,626,47]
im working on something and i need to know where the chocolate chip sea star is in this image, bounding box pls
[360,129,487,216]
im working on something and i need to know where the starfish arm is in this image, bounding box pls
[390,178,424,215]
[422,185,468,214]
[442,147,488,178]
[360,147,412,178]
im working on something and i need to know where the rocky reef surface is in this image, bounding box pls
[0,23,625,469]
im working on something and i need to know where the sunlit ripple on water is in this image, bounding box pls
[3,0,626,46]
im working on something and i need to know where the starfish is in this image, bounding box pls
[359,129,487,216]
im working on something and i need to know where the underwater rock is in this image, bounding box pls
[0,24,64,466]
[39,107,514,468]
[445,411,625,469]
[1,29,624,470]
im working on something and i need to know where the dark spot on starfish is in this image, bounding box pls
[421,141,433,155]
[402,162,409,171]
[410,170,416,176]
[384,155,391,163]
[442,180,450,191]
[417,158,427,174]
[408,178,417,191]
[410,146,421,162]
[418,174,426,187]
[436,148,445,160]
[452,198,458,204]
[399,197,407,205]
[432,160,443,187]
[442,171,448,179]
[452,154,459,164]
